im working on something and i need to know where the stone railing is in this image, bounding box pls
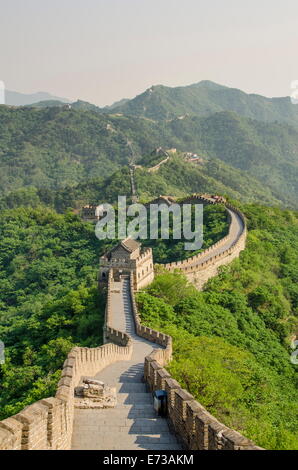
[0,197,251,451]
[104,269,133,348]
[128,198,261,449]
[0,343,132,450]
[164,203,245,270]
[144,355,262,450]
[130,282,261,450]
[129,273,172,365]
[162,202,247,290]
[0,271,133,451]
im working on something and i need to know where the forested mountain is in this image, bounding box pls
[0,157,284,213]
[1,82,298,450]
[0,202,297,449]
[5,90,70,106]
[104,80,298,125]
[1,105,298,207]
[138,203,298,449]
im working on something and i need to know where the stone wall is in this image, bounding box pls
[163,203,246,290]
[129,273,173,365]
[131,202,258,449]
[0,198,253,451]
[147,156,170,173]
[129,281,262,450]
[144,356,262,450]
[0,343,132,450]
[0,271,133,451]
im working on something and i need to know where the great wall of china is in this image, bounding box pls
[0,195,262,451]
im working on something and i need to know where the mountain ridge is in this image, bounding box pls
[1,89,298,208]
[4,90,71,106]
[102,80,298,126]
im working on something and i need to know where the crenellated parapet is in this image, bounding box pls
[0,270,133,451]
[0,342,132,450]
[99,239,154,290]
[129,281,261,450]
[0,195,255,451]
[129,273,173,366]
[162,199,247,290]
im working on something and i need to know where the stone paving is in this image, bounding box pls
[71,210,244,450]
[187,208,244,267]
[71,278,181,450]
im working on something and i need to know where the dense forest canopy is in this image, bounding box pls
[0,208,108,419]
[1,81,298,450]
[1,104,298,208]
[137,203,298,450]
[0,203,227,418]
[103,80,298,126]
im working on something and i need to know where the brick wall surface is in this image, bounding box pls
[126,199,262,450]
[0,198,262,451]
[0,269,132,451]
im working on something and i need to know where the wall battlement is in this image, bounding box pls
[0,195,255,450]
[0,342,132,450]
[0,270,132,451]
[130,281,261,450]
[162,200,246,290]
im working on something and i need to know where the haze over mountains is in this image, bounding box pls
[1,80,298,210]
[12,80,298,127]
[4,90,70,106]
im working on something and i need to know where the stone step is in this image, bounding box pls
[72,442,182,450]
[74,416,170,427]
[117,409,157,419]
[73,405,159,423]
[116,382,148,393]
[73,424,176,436]
[71,432,179,450]
[73,422,171,434]
[117,392,153,404]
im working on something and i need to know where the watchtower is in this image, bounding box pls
[99,238,154,290]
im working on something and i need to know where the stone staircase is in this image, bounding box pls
[71,278,181,450]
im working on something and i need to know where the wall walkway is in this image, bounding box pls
[163,202,246,289]
[71,276,181,450]
[0,198,260,451]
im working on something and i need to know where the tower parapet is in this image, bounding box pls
[99,238,154,290]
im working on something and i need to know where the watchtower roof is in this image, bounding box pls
[119,238,140,253]
[109,237,140,255]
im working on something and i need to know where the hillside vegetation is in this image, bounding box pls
[137,203,298,450]
[0,155,283,213]
[104,80,298,126]
[0,203,227,418]
[1,81,298,450]
[1,104,298,207]
[0,208,111,419]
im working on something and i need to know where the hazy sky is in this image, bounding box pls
[0,0,297,105]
